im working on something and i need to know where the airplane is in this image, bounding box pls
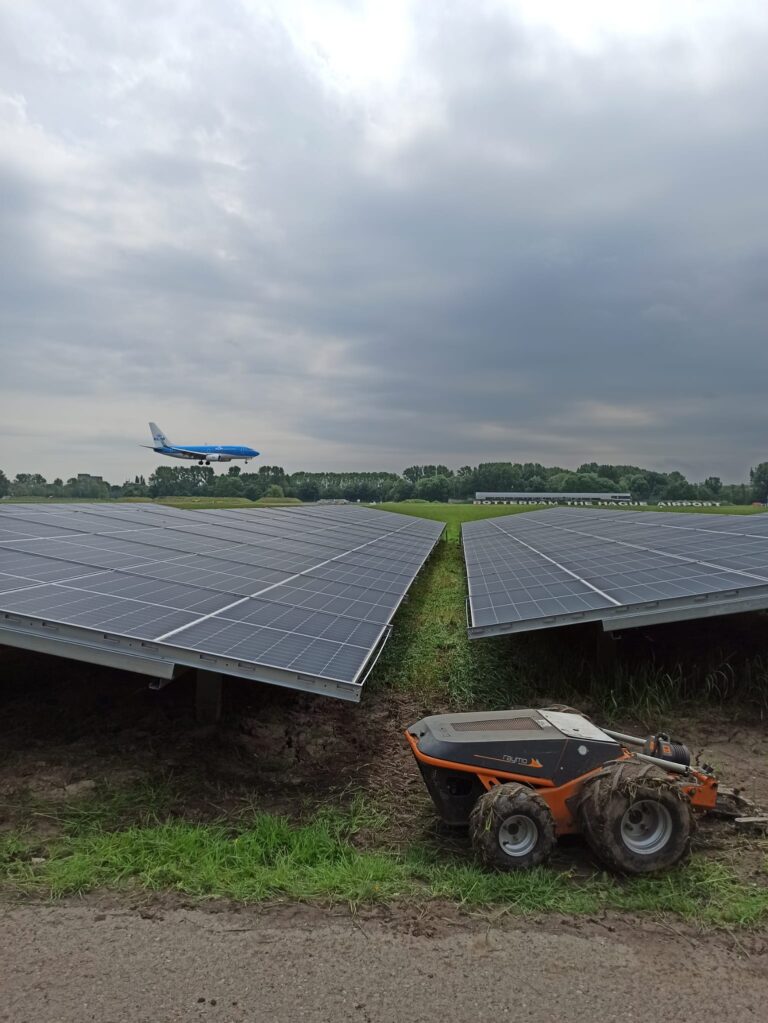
[144,422,260,466]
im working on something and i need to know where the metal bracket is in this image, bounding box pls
[148,677,173,691]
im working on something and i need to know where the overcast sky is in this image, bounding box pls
[1,0,767,483]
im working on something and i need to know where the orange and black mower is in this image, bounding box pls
[405,707,720,875]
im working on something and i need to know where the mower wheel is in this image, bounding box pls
[470,783,556,870]
[577,761,693,875]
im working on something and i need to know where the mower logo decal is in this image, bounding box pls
[474,754,544,769]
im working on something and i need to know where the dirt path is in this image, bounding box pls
[2,902,767,1023]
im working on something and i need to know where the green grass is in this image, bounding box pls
[2,791,765,925]
[253,496,303,506]
[373,538,521,708]
[376,501,545,540]
[156,496,301,510]
[156,496,255,509]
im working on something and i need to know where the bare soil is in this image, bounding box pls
[1,645,767,882]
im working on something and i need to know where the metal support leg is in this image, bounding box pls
[195,669,223,725]
[595,624,618,669]
[149,677,173,691]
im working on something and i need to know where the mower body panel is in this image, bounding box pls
[407,708,622,826]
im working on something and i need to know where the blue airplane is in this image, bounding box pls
[144,422,259,466]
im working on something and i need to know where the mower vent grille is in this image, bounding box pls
[451,716,538,732]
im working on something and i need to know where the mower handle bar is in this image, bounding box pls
[602,727,645,746]
[633,751,689,775]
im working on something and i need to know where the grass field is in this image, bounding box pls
[375,501,547,539]
[157,496,302,510]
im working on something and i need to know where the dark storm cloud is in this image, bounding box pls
[0,0,767,480]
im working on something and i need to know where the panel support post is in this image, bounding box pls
[195,669,223,725]
[594,624,618,669]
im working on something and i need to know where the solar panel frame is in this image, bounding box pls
[0,503,443,701]
[463,507,768,637]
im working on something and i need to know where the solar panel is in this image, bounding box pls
[463,507,768,637]
[0,503,443,701]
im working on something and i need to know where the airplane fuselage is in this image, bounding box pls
[153,444,259,463]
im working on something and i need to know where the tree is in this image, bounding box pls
[704,476,722,496]
[259,465,287,485]
[414,475,451,502]
[0,469,8,497]
[296,479,320,502]
[265,484,284,498]
[63,474,110,499]
[628,473,651,500]
[214,474,243,497]
[385,478,414,502]
[11,472,48,497]
[750,463,768,503]
[148,466,213,497]
[402,466,424,484]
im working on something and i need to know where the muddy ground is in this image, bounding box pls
[1,644,767,881]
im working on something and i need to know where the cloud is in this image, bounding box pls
[0,0,767,483]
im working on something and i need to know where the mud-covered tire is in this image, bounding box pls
[470,783,556,870]
[577,761,693,875]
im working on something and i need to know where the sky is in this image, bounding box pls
[1,0,767,483]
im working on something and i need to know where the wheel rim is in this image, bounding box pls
[498,814,538,857]
[620,800,673,855]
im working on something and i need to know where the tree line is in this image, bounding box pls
[1,461,767,504]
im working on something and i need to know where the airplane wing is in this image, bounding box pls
[161,446,215,456]
[140,443,204,455]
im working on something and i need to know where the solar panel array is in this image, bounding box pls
[463,507,768,636]
[0,503,443,700]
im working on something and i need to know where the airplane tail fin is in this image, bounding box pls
[149,421,170,448]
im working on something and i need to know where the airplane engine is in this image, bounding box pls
[205,454,231,462]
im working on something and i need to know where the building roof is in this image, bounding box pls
[475,491,631,501]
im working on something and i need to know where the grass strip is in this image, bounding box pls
[2,805,766,926]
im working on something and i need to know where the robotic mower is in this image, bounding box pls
[406,707,721,875]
